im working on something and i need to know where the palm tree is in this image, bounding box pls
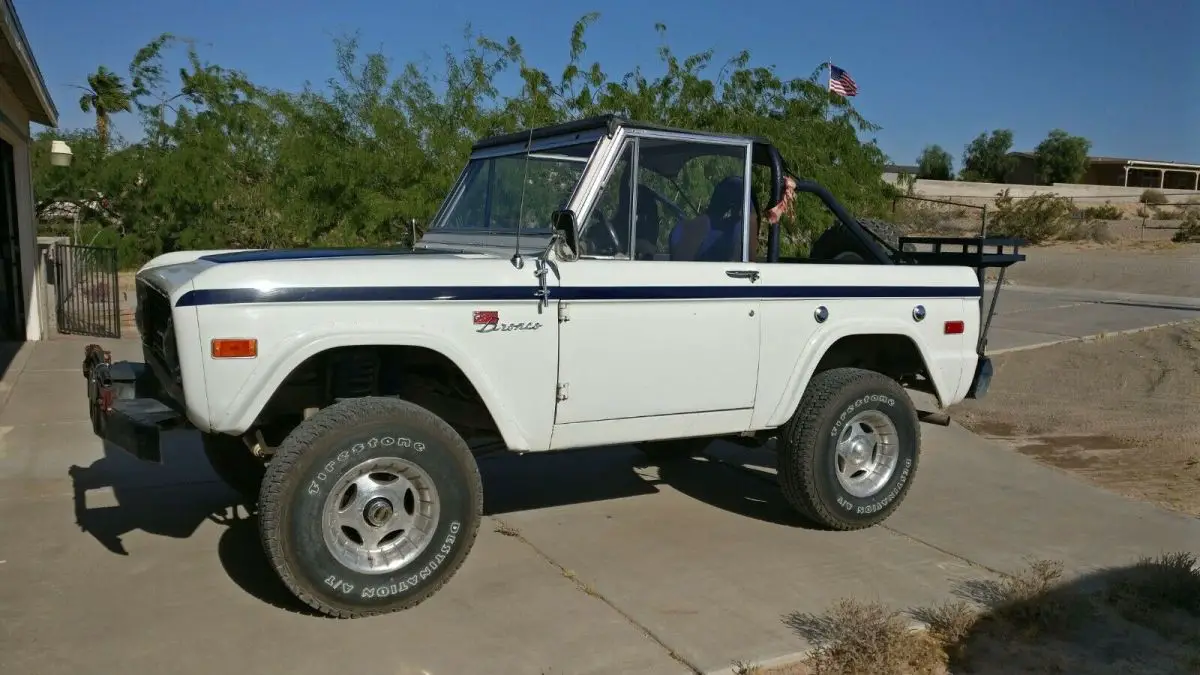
[76,66,133,149]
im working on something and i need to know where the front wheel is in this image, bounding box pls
[777,367,921,530]
[258,397,483,618]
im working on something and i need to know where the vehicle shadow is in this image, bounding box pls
[66,429,317,615]
[68,432,817,614]
[480,439,818,529]
[67,430,238,555]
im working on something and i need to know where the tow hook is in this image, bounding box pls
[246,429,276,459]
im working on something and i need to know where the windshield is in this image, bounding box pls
[431,140,597,231]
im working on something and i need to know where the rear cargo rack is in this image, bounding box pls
[896,235,1028,357]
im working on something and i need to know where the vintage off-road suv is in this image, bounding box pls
[83,115,1023,618]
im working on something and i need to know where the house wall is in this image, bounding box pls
[0,71,43,340]
[881,174,1200,205]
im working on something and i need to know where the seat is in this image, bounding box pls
[667,175,747,262]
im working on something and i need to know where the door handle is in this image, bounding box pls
[725,269,760,282]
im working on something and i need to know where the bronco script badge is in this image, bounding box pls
[473,310,543,334]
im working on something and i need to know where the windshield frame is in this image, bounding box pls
[426,128,608,236]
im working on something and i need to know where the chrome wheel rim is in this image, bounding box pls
[321,456,441,575]
[834,410,900,498]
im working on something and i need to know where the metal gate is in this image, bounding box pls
[53,244,121,338]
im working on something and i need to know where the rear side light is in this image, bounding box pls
[211,338,258,358]
[944,320,965,335]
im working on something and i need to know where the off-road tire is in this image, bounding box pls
[202,433,267,504]
[810,218,905,262]
[636,437,712,463]
[777,367,920,530]
[258,397,482,618]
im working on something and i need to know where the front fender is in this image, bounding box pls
[763,313,968,428]
[208,330,538,450]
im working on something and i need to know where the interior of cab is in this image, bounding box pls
[579,137,758,262]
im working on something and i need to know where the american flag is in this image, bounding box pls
[829,64,858,97]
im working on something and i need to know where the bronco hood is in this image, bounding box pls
[136,247,500,306]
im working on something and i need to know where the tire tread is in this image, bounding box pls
[258,397,483,619]
[777,367,920,531]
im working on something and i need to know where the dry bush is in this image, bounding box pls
[890,199,977,235]
[1104,552,1200,627]
[1172,209,1200,243]
[990,190,1074,244]
[1141,188,1169,205]
[786,599,946,675]
[1061,218,1115,243]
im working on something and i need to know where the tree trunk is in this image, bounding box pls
[96,113,109,150]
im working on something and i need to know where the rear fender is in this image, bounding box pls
[763,314,969,428]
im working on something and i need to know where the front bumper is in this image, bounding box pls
[83,344,188,463]
[965,356,993,400]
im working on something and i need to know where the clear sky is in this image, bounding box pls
[15,0,1199,167]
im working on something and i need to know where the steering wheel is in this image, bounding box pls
[581,209,623,256]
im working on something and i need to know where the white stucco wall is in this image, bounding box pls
[0,71,43,340]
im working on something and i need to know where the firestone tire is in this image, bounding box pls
[258,397,482,618]
[777,367,921,530]
[202,433,267,505]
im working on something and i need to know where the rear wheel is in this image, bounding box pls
[258,397,482,618]
[777,367,921,530]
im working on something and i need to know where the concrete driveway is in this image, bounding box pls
[1,286,1198,675]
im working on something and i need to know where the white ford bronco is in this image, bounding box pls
[83,115,1023,618]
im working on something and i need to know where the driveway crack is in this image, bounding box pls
[488,515,702,674]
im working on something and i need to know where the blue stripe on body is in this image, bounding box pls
[175,284,982,307]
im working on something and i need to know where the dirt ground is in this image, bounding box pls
[948,321,1200,518]
[742,554,1200,675]
[1003,240,1200,297]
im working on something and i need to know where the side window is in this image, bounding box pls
[634,138,751,262]
[578,142,633,258]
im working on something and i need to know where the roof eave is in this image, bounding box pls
[0,0,58,127]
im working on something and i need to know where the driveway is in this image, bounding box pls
[1,285,1198,674]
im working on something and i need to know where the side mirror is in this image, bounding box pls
[551,209,578,253]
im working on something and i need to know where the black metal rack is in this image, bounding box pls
[895,235,1028,357]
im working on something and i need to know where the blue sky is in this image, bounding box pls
[16,0,1198,167]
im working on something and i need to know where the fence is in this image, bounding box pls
[51,244,121,339]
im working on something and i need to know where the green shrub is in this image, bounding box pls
[1079,202,1121,220]
[990,189,1074,244]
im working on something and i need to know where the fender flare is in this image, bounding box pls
[764,318,959,428]
[210,331,529,449]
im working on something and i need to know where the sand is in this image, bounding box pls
[950,321,1200,517]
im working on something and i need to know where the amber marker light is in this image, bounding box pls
[211,338,258,358]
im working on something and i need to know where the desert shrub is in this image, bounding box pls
[786,599,945,675]
[1140,188,1168,204]
[1152,206,1183,220]
[1062,219,1114,243]
[1079,202,1121,220]
[1172,209,1200,243]
[989,189,1073,244]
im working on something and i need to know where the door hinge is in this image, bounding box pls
[558,302,570,323]
[556,383,569,402]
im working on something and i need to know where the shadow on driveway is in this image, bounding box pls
[66,433,817,613]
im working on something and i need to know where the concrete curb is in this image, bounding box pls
[988,318,1200,355]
